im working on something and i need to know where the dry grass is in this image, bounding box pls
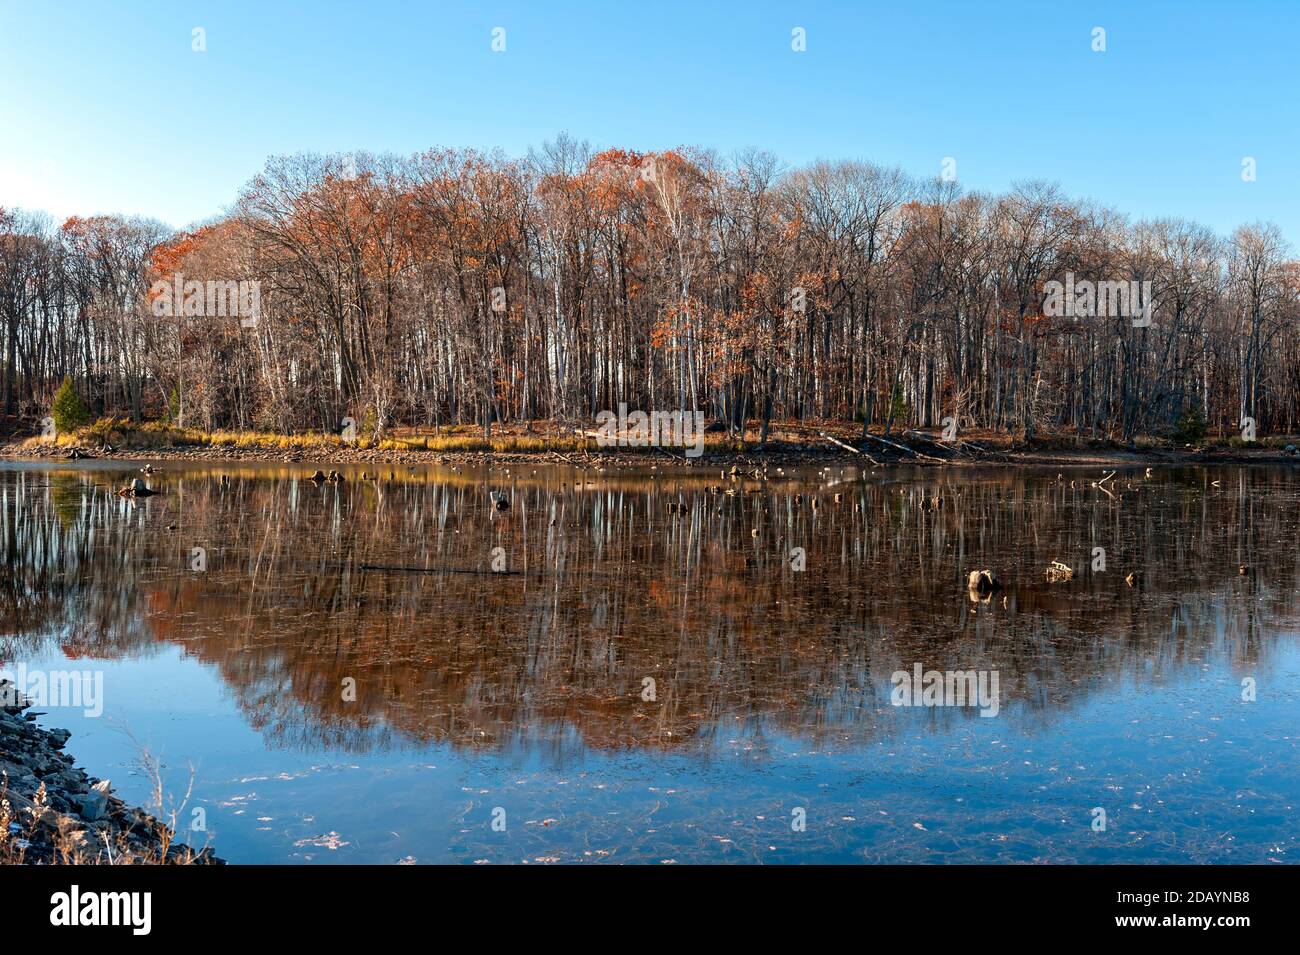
[0,780,206,865]
[24,418,365,452]
[20,417,750,457]
[20,416,1289,459]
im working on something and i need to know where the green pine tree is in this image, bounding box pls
[51,376,92,434]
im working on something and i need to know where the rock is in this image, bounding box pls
[44,771,86,793]
[74,784,110,821]
[0,695,222,863]
[1045,560,1074,583]
[48,793,75,814]
[117,477,157,497]
[28,753,56,773]
[967,569,1000,593]
[0,678,29,713]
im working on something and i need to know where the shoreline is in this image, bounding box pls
[2,437,1298,471]
[0,682,221,865]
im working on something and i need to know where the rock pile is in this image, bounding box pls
[0,679,220,865]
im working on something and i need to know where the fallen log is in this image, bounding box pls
[862,431,948,464]
[904,429,965,457]
[956,440,1011,461]
[817,431,881,466]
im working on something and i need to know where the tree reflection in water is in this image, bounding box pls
[2,463,1292,757]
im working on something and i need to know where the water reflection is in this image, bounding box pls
[2,462,1294,759]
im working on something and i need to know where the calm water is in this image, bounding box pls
[1,460,1297,864]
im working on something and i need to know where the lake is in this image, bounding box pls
[1,460,1297,864]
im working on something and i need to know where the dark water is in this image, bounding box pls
[1,460,1297,864]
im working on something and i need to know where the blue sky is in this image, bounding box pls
[2,0,1297,240]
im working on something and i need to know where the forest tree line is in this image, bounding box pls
[2,135,1298,443]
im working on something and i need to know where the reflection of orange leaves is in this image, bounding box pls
[141,581,206,643]
[646,578,677,610]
